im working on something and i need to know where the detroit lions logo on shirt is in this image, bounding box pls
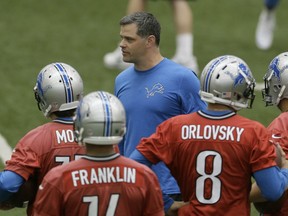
[145,83,164,98]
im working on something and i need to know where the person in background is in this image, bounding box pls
[33,91,165,216]
[255,0,280,50]
[0,62,85,215]
[104,0,199,73]
[130,55,288,215]
[114,11,207,214]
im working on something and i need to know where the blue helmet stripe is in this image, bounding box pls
[98,91,112,136]
[37,72,44,96]
[204,56,227,92]
[55,63,73,103]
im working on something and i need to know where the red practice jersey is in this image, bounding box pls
[268,112,288,132]
[263,112,288,216]
[137,110,276,216]
[267,112,288,158]
[5,119,86,215]
[33,154,164,216]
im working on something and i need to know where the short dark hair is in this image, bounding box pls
[120,12,161,46]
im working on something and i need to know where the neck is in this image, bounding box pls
[85,144,116,157]
[207,103,236,112]
[135,51,164,71]
[278,98,288,113]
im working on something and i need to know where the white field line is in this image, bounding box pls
[255,82,264,92]
[0,134,12,164]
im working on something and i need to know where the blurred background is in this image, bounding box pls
[0,0,287,215]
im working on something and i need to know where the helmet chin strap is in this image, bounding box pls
[77,128,85,146]
[199,91,248,110]
[44,105,52,117]
[276,85,286,105]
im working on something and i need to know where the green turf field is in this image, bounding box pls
[0,0,287,215]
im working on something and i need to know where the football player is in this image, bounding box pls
[255,0,280,50]
[0,63,85,215]
[33,91,164,216]
[255,52,288,215]
[130,55,288,215]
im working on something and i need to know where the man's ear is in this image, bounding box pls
[146,35,156,47]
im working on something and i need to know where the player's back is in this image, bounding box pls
[34,154,164,216]
[178,111,276,215]
[34,121,86,181]
[7,120,85,182]
[140,110,276,215]
[6,120,86,215]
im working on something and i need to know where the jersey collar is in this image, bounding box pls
[83,153,121,161]
[53,117,74,124]
[198,109,236,120]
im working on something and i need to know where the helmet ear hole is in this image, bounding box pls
[273,85,281,92]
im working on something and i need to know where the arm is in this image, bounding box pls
[250,143,288,202]
[179,71,207,113]
[129,149,153,167]
[250,166,288,202]
[130,150,176,212]
[166,201,190,216]
[0,170,24,202]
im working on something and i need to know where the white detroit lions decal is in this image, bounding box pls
[145,83,164,98]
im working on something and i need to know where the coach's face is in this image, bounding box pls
[119,23,148,65]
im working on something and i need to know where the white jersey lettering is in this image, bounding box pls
[56,129,75,144]
[71,167,136,187]
[181,125,244,142]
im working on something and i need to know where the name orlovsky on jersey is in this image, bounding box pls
[71,167,136,187]
[182,124,244,142]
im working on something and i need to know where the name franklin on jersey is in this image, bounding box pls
[182,124,244,142]
[71,166,136,187]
